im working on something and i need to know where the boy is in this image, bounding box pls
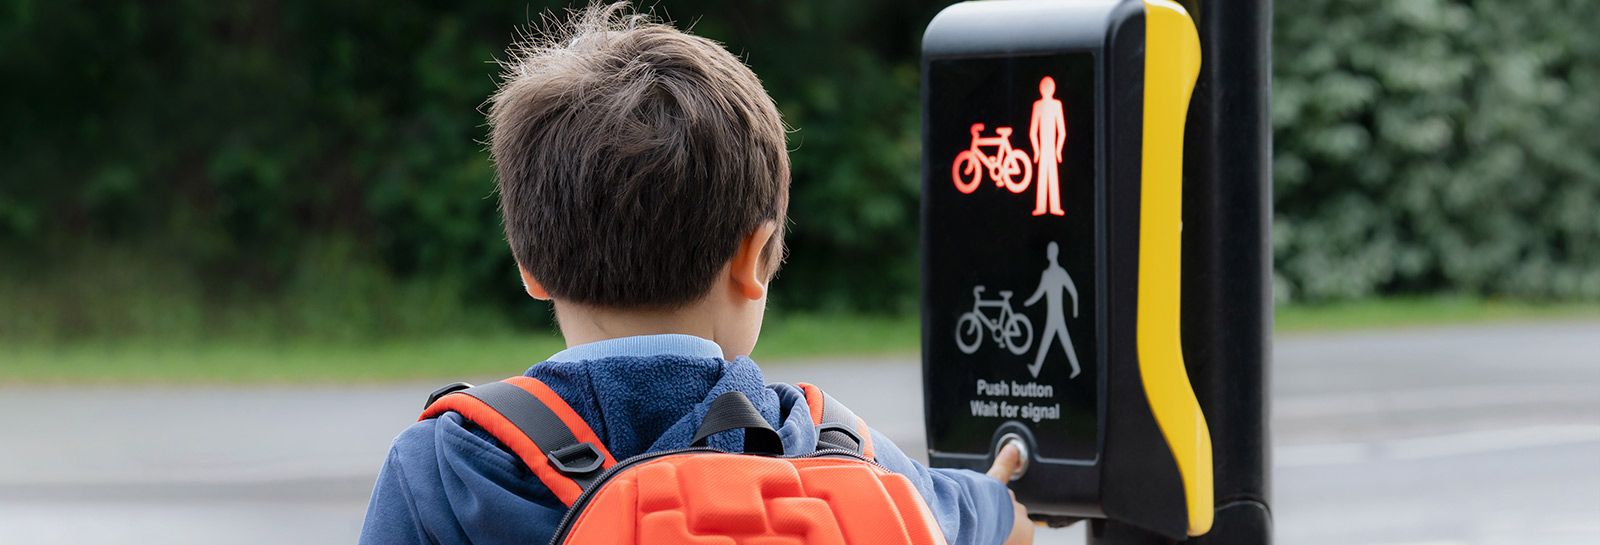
[359,4,1032,545]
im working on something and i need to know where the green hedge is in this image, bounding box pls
[1,0,1594,340]
[1272,0,1600,301]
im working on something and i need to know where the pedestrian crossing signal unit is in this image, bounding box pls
[919,0,1213,538]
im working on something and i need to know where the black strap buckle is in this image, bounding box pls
[424,382,474,409]
[815,422,865,454]
[547,442,605,476]
[691,391,785,455]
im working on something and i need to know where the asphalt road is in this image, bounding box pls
[2,321,1596,545]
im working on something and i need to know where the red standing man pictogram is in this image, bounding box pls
[1029,76,1067,216]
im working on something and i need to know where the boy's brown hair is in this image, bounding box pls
[488,2,789,309]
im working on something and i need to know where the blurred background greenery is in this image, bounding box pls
[1,0,1596,376]
[1273,0,1600,302]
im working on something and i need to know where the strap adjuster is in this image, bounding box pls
[815,422,865,453]
[424,382,474,409]
[547,442,605,476]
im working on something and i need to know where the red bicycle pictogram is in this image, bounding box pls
[952,123,1033,194]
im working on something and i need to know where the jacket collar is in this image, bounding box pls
[545,334,726,363]
[525,354,779,458]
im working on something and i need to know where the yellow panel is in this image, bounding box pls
[1137,0,1213,536]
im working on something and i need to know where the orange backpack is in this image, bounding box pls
[420,376,949,545]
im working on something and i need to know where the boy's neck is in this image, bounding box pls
[558,305,715,345]
[552,297,758,360]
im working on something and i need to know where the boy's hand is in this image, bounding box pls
[986,443,1035,545]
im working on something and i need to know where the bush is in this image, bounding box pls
[0,0,944,339]
[0,241,507,343]
[1,0,1594,343]
[1272,0,1600,302]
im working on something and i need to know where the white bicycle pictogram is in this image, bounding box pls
[954,286,1035,356]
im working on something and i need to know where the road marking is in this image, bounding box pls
[1277,384,1600,419]
[1276,425,1600,468]
[0,460,379,488]
[1272,442,1372,468]
[1388,425,1600,460]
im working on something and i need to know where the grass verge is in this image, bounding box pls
[1,335,568,385]
[3,298,1594,384]
[0,312,921,385]
[1274,296,1600,332]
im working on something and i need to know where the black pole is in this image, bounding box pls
[1088,0,1272,542]
[1180,0,1273,542]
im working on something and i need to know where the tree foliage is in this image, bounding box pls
[0,0,1594,339]
[0,0,944,334]
[1273,0,1600,301]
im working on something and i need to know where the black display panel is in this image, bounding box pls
[924,53,1100,462]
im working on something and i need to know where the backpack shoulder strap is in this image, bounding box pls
[794,382,877,460]
[419,376,617,506]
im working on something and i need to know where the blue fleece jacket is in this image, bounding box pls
[358,337,1013,545]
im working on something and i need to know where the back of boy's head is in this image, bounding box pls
[488,2,789,310]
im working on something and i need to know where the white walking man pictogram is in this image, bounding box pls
[1023,241,1081,378]
[1029,76,1067,217]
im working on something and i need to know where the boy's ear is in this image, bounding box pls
[517,265,553,301]
[729,220,780,301]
